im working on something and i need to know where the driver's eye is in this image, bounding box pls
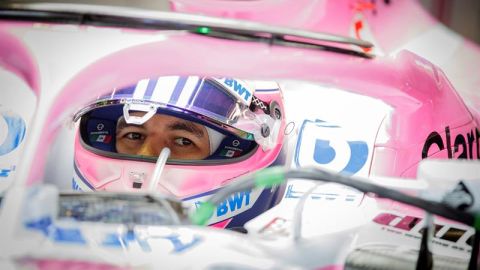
[174,137,193,146]
[125,132,144,140]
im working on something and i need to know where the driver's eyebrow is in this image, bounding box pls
[116,117,144,133]
[167,120,205,138]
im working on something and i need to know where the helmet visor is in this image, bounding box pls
[74,76,264,137]
[74,76,280,159]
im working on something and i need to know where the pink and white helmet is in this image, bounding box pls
[72,76,287,227]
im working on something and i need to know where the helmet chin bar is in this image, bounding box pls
[123,102,157,125]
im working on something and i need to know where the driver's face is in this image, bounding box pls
[115,112,210,159]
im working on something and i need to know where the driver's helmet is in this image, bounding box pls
[72,76,287,227]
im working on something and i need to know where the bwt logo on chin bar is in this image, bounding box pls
[422,126,480,160]
[216,190,251,217]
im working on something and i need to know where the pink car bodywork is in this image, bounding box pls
[172,0,480,176]
[4,30,477,187]
[172,0,480,109]
[0,1,477,189]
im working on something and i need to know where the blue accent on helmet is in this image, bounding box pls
[167,76,188,103]
[73,162,95,190]
[143,78,158,99]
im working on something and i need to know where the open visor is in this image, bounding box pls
[73,76,281,157]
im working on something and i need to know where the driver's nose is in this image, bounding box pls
[137,138,161,157]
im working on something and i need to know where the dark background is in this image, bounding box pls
[420,0,480,45]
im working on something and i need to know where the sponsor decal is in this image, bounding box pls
[26,217,201,253]
[373,212,473,251]
[0,111,26,156]
[25,217,86,244]
[217,139,246,158]
[219,148,241,158]
[0,166,14,178]
[422,126,480,159]
[189,189,262,224]
[89,133,112,143]
[259,217,291,237]
[216,190,251,217]
[349,13,384,55]
[284,183,362,204]
[295,120,369,175]
[159,234,202,253]
[102,231,201,253]
[72,178,82,191]
[213,78,253,104]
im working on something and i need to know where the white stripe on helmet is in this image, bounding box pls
[151,76,179,103]
[133,79,149,99]
[176,76,200,107]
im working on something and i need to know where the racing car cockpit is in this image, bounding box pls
[68,76,287,228]
[0,2,479,269]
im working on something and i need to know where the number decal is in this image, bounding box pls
[295,120,369,175]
